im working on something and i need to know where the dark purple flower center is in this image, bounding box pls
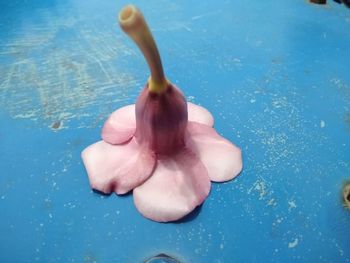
[135,83,188,155]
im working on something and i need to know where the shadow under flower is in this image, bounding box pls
[92,188,202,223]
[173,205,203,224]
[92,188,132,198]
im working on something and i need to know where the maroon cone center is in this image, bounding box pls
[135,83,188,155]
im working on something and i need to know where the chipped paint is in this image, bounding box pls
[288,238,299,248]
[288,200,297,211]
[320,120,326,128]
[0,8,140,131]
[343,182,350,209]
[346,113,350,127]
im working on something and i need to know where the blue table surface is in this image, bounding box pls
[1,0,350,262]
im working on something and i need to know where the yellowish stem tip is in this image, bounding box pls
[148,77,168,93]
[118,5,168,94]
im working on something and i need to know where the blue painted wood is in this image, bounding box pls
[1,0,349,262]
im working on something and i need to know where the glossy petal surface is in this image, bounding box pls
[102,104,136,144]
[82,138,156,194]
[133,149,211,222]
[187,102,214,126]
[186,122,243,182]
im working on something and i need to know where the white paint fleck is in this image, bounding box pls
[267,198,277,206]
[276,217,283,224]
[64,202,76,209]
[288,238,299,248]
[187,95,195,102]
[320,120,326,128]
[254,181,267,200]
[288,200,297,210]
[191,10,222,21]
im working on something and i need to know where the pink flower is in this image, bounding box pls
[81,5,243,222]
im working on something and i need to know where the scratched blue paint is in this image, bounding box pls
[0,0,350,262]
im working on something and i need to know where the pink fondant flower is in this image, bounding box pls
[82,5,243,222]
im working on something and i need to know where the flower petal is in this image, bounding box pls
[187,102,214,126]
[186,122,243,182]
[101,102,213,145]
[81,138,156,195]
[102,104,136,144]
[133,149,211,222]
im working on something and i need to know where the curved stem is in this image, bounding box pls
[119,5,167,93]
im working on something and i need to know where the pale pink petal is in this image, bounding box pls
[133,149,211,222]
[186,122,243,182]
[81,138,156,195]
[102,104,136,144]
[187,102,214,126]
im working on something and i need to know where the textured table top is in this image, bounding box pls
[1,0,350,262]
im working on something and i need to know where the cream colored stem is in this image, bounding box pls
[118,5,167,92]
